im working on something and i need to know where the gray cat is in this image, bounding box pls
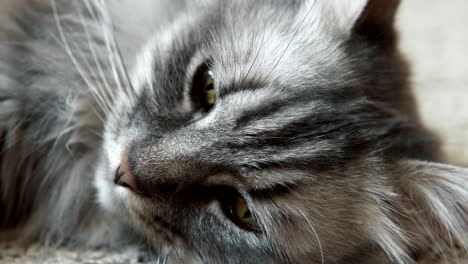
[0,0,467,263]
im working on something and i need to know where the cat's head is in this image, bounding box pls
[94,0,468,262]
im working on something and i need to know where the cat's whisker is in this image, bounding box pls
[241,25,267,87]
[263,2,315,84]
[48,45,107,120]
[163,252,170,264]
[93,0,136,114]
[68,2,121,115]
[0,119,26,156]
[51,0,112,116]
[67,39,113,116]
[99,23,131,114]
[69,28,116,117]
[299,211,325,264]
[155,241,162,264]
[88,102,106,123]
[77,1,117,115]
[88,129,104,139]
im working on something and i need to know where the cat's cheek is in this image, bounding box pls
[94,165,118,212]
[93,159,129,214]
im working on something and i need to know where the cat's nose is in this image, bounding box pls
[114,152,139,193]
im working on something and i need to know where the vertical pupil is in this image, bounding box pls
[242,210,252,219]
[230,196,260,231]
[191,63,216,111]
[236,197,251,220]
[204,70,214,90]
[205,83,213,90]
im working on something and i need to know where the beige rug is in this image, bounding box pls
[1,0,467,263]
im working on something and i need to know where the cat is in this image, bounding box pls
[0,0,467,263]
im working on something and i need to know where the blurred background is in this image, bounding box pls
[398,0,468,165]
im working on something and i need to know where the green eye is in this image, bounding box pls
[203,70,216,106]
[191,63,216,112]
[229,195,261,231]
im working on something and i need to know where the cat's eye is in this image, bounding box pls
[191,63,216,112]
[203,70,216,106]
[228,195,261,231]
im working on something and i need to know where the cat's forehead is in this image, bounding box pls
[188,0,351,93]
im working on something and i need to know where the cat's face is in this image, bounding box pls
[95,0,413,262]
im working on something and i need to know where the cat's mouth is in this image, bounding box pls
[112,166,187,248]
[128,201,190,252]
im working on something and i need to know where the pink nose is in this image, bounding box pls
[114,152,139,193]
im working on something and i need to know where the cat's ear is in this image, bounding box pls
[393,160,468,256]
[322,0,400,37]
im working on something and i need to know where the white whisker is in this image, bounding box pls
[76,1,116,112]
[299,211,325,264]
[97,0,137,105]
[69,40,113,115]
[90,0,135,114]
[51,0,112,116]
[263,2,315,84]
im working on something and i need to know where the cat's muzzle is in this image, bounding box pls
[114,150,139,193]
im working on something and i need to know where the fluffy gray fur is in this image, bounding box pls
[0,0,467,263]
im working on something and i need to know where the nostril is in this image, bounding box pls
[113,153,139,193]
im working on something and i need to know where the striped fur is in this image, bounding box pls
[0,0,466,263]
